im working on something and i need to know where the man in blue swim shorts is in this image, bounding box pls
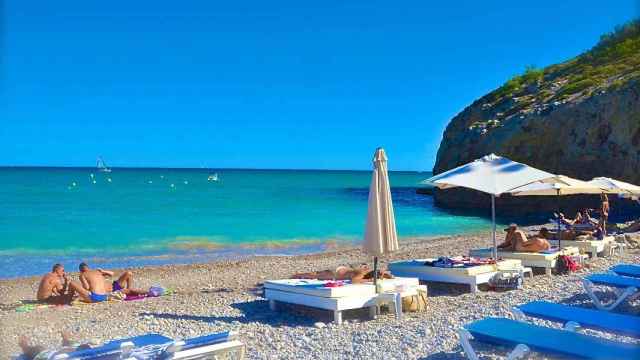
[68,263,146,303]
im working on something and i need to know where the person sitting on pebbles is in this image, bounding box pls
[292,263,393,283]
[19,330,95,360]
[68,262,147,303]
[36,264,73,305]
[498,224,550,252]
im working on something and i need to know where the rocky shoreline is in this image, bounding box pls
[1,229,638,359]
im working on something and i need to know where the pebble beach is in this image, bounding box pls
[1,229,639,359]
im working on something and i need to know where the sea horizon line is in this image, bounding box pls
[0,165,432,173]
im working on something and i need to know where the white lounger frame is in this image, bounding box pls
[390,266,496,293]
[582,278,639,311]
[459,329,530,360]
[163,339,245,360]
[265,285,424,324]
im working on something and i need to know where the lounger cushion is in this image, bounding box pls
[611,264,640,278]
[63,333,172,359]
[587,274,640,288]
[518,301,640,337]
[466,317,640,359]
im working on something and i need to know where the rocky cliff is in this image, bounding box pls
[432,21,640,216]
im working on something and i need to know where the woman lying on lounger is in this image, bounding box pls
[498,224,550,252]
[292,264,393,284]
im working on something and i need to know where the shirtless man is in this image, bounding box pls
[292,264,393,284]
[498,224,550,252]
[37,264,72,305]
[68,263,146,302]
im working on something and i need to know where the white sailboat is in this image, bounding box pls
[97,157,112,173]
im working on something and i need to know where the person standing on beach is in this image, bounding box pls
[600,193,610,235]
[36,264,72,305]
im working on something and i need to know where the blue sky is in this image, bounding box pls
[1,1,637,170]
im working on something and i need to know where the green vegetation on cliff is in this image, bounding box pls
[435,20,640,188]
[491,20,640,104]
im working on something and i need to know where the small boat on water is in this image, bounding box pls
[208,173,219,182]
[97,157,112,173]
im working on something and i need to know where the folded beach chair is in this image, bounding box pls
[582,273,640,311]
[45,332,245,360]
[460,317,640,360]
[610,264,640,278]
[513,300,640,338]
[51,334,172,359]
[142,331,245,360]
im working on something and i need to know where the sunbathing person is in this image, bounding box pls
[36,264,72,305]
[19,330,92,360]
[292,264,393,284]
[498,224,550,252]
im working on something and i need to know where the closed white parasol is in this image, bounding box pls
[364,148,399,290]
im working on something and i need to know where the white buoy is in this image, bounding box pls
[92,180,97,184]
[72,182,77,187]
[160,175,164,179]
[183,180,188,185]
[90,173,94,178]
[170,183,175,188]
[107,178,112,183]
[148,180,153,184]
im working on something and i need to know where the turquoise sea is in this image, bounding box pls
[0,168,492,278]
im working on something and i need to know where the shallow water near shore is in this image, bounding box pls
[0,167,492,278]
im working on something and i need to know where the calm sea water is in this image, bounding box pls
[0,168,491,278]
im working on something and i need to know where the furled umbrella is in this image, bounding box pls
[422,154,555,259]
[363,148,399,291]
[508,175,606,248]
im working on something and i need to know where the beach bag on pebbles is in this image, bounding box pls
[402,288,428,312]
[556,255,580,274]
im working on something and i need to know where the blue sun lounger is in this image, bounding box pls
[582,273,640,311]
[610,264,640,278]
[513,300,640,338]
[460,317,640,360]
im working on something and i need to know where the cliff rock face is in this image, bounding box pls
[432,21,640,215]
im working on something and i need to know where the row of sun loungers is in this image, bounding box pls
[18,264,640,359]
[460,264,640,359]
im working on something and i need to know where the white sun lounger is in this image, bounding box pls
[582,273,640,311]
[546,236,614,258]
[264,277,422,324]
[389,259,523,293]
[469,246,580,275]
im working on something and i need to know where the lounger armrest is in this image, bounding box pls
[511,307,526,322]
